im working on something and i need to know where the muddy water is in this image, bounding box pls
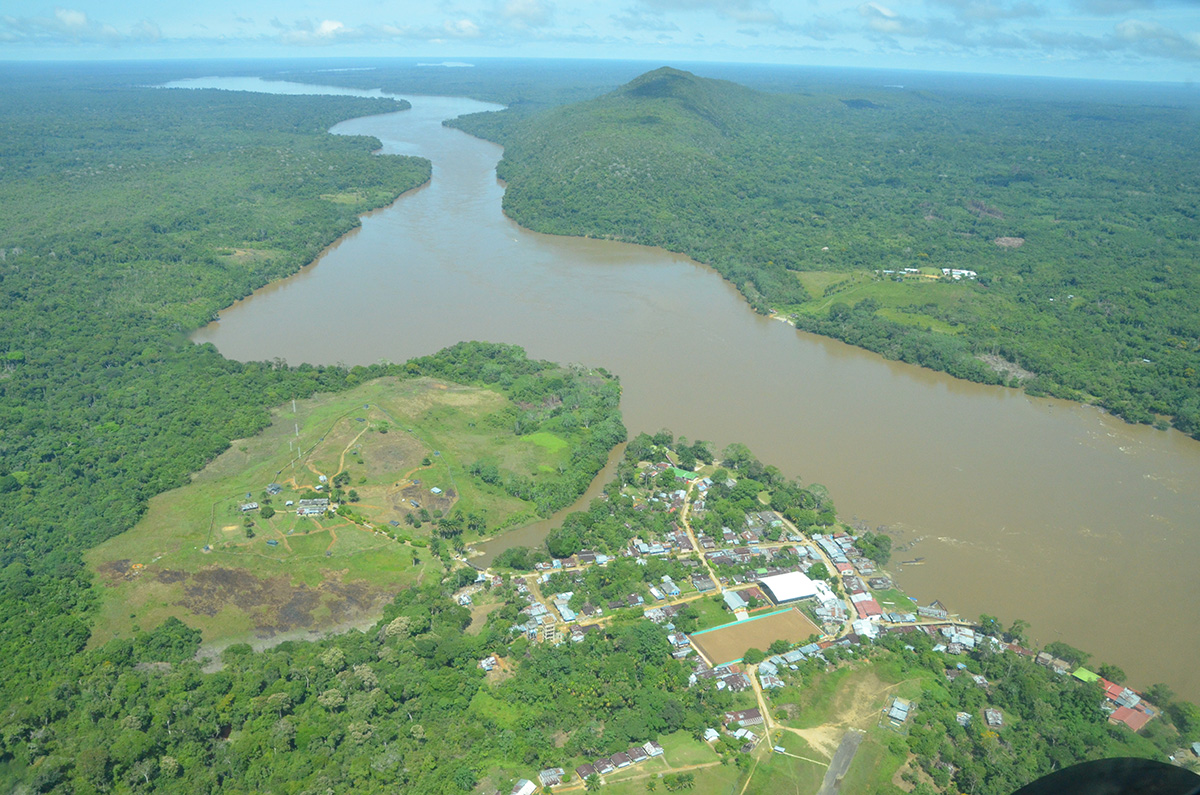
[181,79,1200,700]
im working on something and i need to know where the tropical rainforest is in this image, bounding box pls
[449,66,1200,434]
[0,63,627,791]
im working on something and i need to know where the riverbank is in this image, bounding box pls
[187,79,1200,702]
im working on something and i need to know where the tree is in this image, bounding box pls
[768,639,791,655]
[260,504,275,519]
[586,773,601,791]
[1146,683,1175,707]
[1098,663,1126,684]
[743,647,765,665]
[979,614,1002,636]
[808,562,830,581]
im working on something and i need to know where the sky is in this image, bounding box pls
[1,0,1198,83]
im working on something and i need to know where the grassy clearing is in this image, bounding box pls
[791,270,970,334]
[691,596,737,631]
[596,763,742,795]
[658,730,723,767]
[839,727,909,795]
[523,430,569,455]
[744,748,827,795]
[85,376,579,646]
[871,588,915,611]
[780,667,856,729]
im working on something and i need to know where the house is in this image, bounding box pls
[1109,706,1152,732]
[575,763,596,780]
[704,728,720,743]
[628,746,649,764]
[721,673,752,692]
[240,502,259,512]
[611,751,632,768]
[539,768,565,787]
[956,712,972,727]
[296,498,329,517]
[511,780,537,795]
[595,758,615,775]
[888,697,913,725]
[723,590,748,611]
[266,483,282,495]
[692,575,716,593]
[724,708,763,727]
[985,708,1004,727]
[644,740,664,757]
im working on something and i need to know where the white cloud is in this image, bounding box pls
[0,7,161,45]
[928,0,1044,21]
[502,0,555,27]
[444,18,482,37]
[1071,0,1157,13]
[858,2,912,35]
[1114,17,1200,59]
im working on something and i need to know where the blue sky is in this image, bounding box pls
[2,0,1198,82]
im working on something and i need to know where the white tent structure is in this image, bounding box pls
[757,571,818,604]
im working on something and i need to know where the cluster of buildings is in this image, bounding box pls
[573,740,664,782]
[1073,668,1158,731]
[690,662,752,692]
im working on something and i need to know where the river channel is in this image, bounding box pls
[178,78,1200,701]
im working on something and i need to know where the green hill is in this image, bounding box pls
[453,67,1200,434]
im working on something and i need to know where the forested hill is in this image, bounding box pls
[452,67,812,310]
[451,67,1200,436]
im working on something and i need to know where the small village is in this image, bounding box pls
[456,457,1168,793]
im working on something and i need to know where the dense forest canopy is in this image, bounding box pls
[0,66,601,779]
[450,66,1200,434]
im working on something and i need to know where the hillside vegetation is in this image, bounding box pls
[452,67,1200,434]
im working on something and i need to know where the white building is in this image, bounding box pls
[757,571,818,603]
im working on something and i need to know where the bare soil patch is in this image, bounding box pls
[994,236,1025,248]
[691,608,820,665]
[977,353,1036,382]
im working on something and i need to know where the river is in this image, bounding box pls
[177,78,1200,701]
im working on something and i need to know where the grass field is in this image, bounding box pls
[691,595,739,631]
[691,609,821,666]
[84,376,583,648]
[838,727,909,795]
[792,269,970,334]
[743,748,828,795]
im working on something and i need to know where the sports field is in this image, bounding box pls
[690,608,821,665]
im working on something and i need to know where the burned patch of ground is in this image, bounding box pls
[96,559,133,585]
[172,566,389,638]
[154,568,188,584]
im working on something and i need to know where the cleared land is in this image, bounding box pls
[690,608,820,665]
[85,376,577,647]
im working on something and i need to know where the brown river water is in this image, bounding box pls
[179,79,1200,701]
